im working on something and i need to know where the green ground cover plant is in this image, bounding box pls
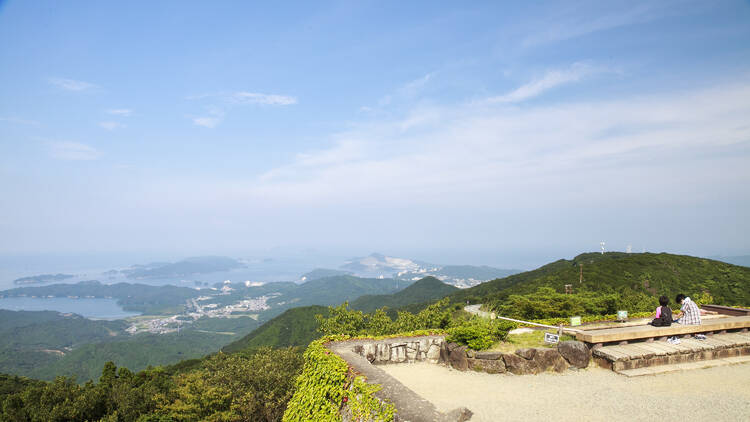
[282,337,395,422]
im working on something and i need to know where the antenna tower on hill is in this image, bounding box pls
[600,241,606,254]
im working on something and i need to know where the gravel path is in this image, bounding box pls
[381,362,750,421]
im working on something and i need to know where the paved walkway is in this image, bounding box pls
[381,362,750,421]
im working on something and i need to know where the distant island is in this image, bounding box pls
[119,256,245,279]
[13,273,74,285]
[300,268,352,281]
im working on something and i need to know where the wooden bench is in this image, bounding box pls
[575,316,750,346]
[700,304,750,316]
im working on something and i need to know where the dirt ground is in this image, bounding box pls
[381,362,750,421]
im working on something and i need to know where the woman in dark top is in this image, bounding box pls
[650,295,673,327]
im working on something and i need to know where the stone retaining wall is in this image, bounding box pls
[444,340,591,375]
[351,336,445,364]
[344,336,592,375]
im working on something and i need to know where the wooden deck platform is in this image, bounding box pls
[592,332,750,372]
[575,315,750,344]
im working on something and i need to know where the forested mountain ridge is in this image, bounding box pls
[450,252,750,313]
[351,276,458,313]
[221,306,328,353]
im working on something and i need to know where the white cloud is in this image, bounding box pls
[99,121,125,131]
[229,92,298,106]
[48,77,98,91]
[367,73,435,111]
[106,109,132,116]
[245,80,750,207]
[186,91,295,127]
[399,73,433,97]
[193,116,222,128]
[50,142,101,160]
[192,108,224,128]
[486,62,601,104]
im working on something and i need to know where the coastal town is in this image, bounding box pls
[125,293,278,335]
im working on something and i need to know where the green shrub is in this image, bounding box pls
[446,318,516,350]
[316,299,452,338]
[283,338,395,422]
[283,339,348,422]
[345,377,395,422]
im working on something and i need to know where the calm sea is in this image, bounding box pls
[0,297,140,320]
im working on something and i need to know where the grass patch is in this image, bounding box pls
[488,330,575,353]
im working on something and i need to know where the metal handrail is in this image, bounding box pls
[493,315,583,335]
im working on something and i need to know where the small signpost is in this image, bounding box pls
[617,310,628,322]
[570,316,582,326]
[544,332,560,344]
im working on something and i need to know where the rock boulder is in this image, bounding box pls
[475,351,503,360]
[502,353,539,375]
[469,358,506,374]
[449,345,469,371]
[515,348,536,360]
[426,344,441,364]
[557,341,590,368]
[533,348,569,373]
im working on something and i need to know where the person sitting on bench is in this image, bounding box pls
[673,293,701,325]
[650,295,673,327]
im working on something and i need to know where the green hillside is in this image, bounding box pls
[0,310,261,381]
[0,310,128,376]
[222,306,328,353]
[277,275,408,308]
[29,331,235,382]
[451,252,750,315]
[351,276,459,313]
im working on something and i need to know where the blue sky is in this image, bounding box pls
[1,1,749,267]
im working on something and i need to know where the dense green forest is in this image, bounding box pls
[270,275,408,309]
[450,252,750,316]
[0,348,304,422]
[0,310,262,382]
[0,311,127,377]
[222,306,329,353]
[27,331,241,382]
[350,276,458,313]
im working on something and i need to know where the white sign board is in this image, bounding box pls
[544,332,560,344]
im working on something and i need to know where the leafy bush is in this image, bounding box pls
[283,338,394,422]
[283,339,349,422]
[345,377,396,422]
[446,318,516,350]
[1,349,303,422]
[316,299,452,337]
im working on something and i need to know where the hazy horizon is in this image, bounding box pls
[2,1,749,262]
